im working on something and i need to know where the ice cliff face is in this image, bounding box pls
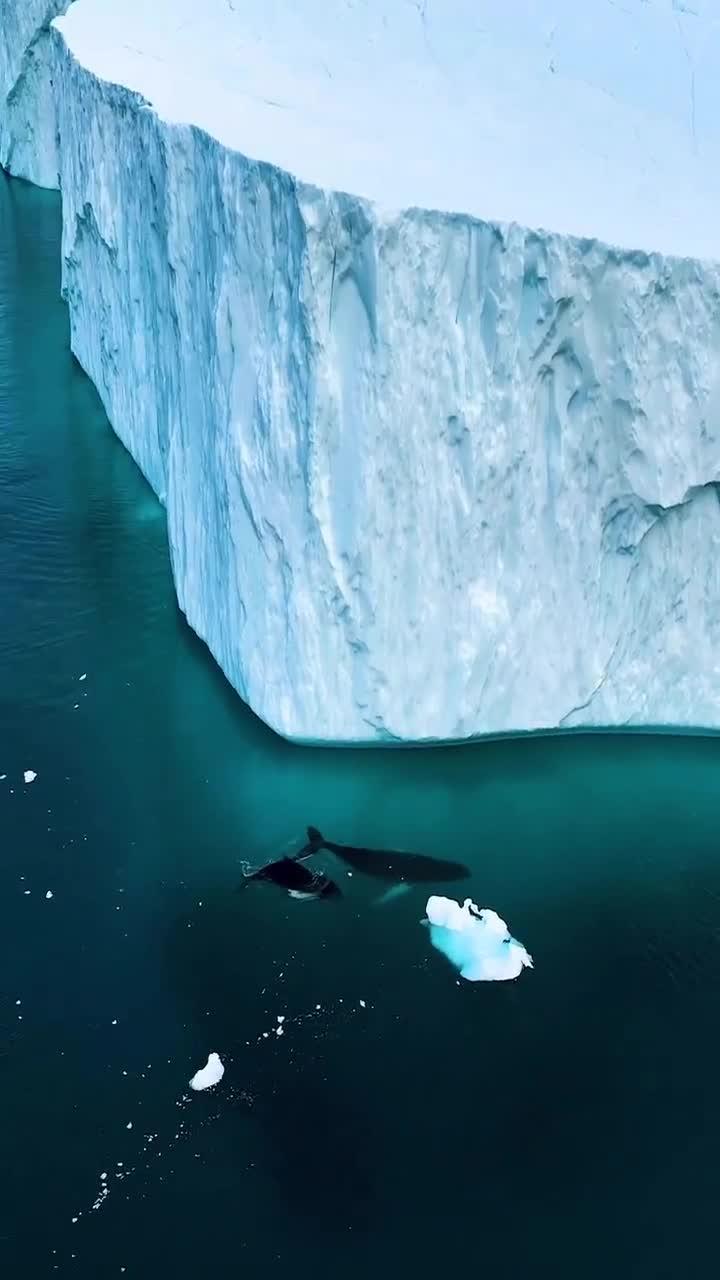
[0,0,71,186]
[3,1,720,742]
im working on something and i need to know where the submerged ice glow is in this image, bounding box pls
[425,897,533,982]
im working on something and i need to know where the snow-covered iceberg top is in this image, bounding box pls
[54,0,720,258]
[425,897,533,982]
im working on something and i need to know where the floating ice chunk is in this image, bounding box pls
[425,897,533,982]
[189,1052,224,1092]
[24,771,37,784]
[79,674,87,681]
[45,890,53,900]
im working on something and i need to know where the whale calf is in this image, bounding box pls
[239,855,341,901]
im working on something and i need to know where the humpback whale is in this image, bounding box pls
[239,854,341,900]
[299,827,471,884]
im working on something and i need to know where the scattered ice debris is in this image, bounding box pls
[45,890,53,900]
[189,1052,224,1092]
[24,771,37,784]
[57,993,374,1256]
[424,897,533,982]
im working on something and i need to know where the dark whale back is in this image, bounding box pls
[303,827,470,884]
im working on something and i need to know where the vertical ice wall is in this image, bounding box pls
[3,1,720,742]
[0,0,71,186]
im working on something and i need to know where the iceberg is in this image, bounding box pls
[189,1052,224,1092]
[425,896,533,982]
[4,2,720,742]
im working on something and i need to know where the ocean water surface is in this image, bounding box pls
[2,168,720,1278]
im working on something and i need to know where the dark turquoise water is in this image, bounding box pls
[3,167,720,1278]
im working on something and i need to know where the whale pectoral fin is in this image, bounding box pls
[375,883,412,906]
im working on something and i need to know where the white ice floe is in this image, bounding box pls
[23,771,37,784]
[425,896,533,982]
[189,1052,224,1092]
[45,890,53,899]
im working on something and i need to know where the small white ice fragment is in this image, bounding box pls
[189,1052,224,1091]
[0,774,6,780]
[79,673,87,681]
[101,1172,107,1181]
[359,1000,366,1008]
[424,896,533,982]
[277,1015,285,1023]
[276,1026,284,1037]
[24,771,37,784]
[126,1122,133,1130]
[111,1020,117,1026]
[45,890,53,900]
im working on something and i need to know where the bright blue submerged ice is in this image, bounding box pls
[425,897,533,982]
[4,2,720,744]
